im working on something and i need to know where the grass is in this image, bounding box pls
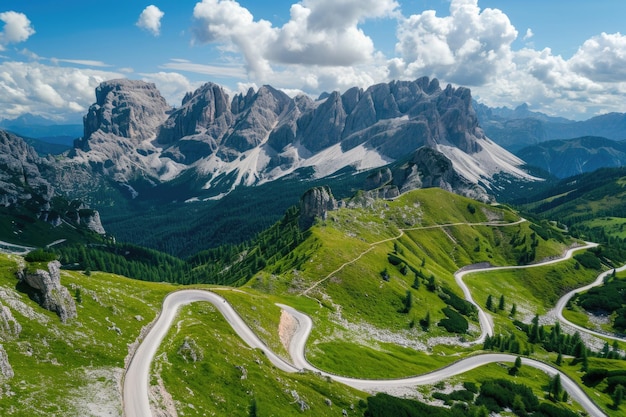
[155,302,367,417]
[0,254,176,416]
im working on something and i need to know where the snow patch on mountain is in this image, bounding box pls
[437,139,539,188]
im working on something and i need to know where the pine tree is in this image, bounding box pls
[498,294,505,311]
[614,384,624,409]
[427,275,436,292]
[403,290,413,313]
[75,288,82,304]
[486,294,494,311]
[420,311,431,331]
[515,356,522,368]
[550,373,562,401]
[556,352,563,366]
[510,303,517,317]
[412,273,420,290]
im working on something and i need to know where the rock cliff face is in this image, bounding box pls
[0,129,106,234]
[0,130,54,207]
[0,346,13,379]
[20,261,77,323]
[0,302,21,339]
[299,186,338,229]
[63,77,533,200]
[71,79,173,182]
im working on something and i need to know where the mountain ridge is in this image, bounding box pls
[64,77,534,203]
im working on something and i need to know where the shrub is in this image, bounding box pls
[25,248,57,263]
[438,307,468,334]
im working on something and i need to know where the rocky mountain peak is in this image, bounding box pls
[82,79,170,146]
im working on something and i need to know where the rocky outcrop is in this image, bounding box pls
[19,261,77,323]
[299,186,338,229]
[393,147,491,202]
[0,345,13,379]
[64,203,106,235]
[0,302,21,339]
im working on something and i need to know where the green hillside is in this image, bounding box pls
[4,187,626,416]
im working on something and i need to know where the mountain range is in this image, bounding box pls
[475,102,626,152]
[65,77,531,201]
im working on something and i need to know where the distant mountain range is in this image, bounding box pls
[474,101,626,152]
[516,136,626,178]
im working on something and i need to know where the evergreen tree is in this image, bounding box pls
[249,399,258,417]
[550,373,562,401]
[614,384,624,409]
[510,303,517,317]
[403,290,413,313]
[427,275,436,292]
[420,311,431,331]
[515,356,522,369]
[556,352,563,366]
[412,273,420,290]
[75,288,82,304]
[498,294,505,311]
[486,294,494,312]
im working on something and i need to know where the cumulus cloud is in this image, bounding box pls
[0,11,35,50]
[192,0,398,79]
[139,71,203,106]
[137,5,164,36]
[0,61,124,120]
[523,28,534,41]
[569,32,626,82]
[394,0,517,86]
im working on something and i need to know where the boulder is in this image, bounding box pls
[20,261,77,323]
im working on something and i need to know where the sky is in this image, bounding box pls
[1,0,625,123]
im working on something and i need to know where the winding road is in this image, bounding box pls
[124,233,613,417]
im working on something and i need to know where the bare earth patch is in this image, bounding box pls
[279,309,298,352]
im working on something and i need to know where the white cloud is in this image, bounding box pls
[191,0,398,79]
[139,71,203,106]
[136,5,165,37]
[523,28,534,41]
[0,61,123,121]
[0,11,35,50]
[160,59,247,78]
[394,0,517,86]
[53,59,112,67]
[569,32,626,83]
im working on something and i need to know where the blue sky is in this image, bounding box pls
[1,0,625,122]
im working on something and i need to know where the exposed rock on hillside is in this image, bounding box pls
[0,345,13,379]
[393,147,491,202]
[0,302,21,339]
[19,261,77,323]
[299,186,338,229]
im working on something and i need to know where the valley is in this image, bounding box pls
[2,77,626,417]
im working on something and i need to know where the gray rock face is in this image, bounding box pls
[393,147,490,202]
[20,261,77,323]
[0,302,21,339]
[82,79,169,144]
[58,77,528,202]
[299,186,338,229]
[0,130,54,207]
[0,345,13,379]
